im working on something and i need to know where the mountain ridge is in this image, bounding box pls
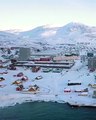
[0,22,96,46]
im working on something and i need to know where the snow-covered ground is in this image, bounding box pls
[0,58,96,108]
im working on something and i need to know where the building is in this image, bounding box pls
[19,47,30,61]
[88,57,96,70]
[92,90,96,98]
[81,55,87,64]
[87,53,94,57]
[53,56,79,61]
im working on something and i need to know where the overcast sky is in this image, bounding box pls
[0,0,96,30]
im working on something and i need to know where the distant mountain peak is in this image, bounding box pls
[63,22,89,30]
[65,22,88,27]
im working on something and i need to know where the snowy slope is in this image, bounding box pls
[0,31,21,47]
[19,25,58,45]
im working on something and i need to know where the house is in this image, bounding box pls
[17,72,24,77]
[64,88,71,92]
[7,64,16,70]
[32,66,40,72]
[21,76,28,81]
[0,77,5,82]
[78,92,88,96]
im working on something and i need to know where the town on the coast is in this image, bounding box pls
[0,43,96,107]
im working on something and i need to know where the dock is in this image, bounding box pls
[67,102,96,107]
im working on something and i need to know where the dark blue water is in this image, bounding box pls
[0,102,96,120]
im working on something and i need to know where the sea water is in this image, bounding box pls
[0,102,96,120]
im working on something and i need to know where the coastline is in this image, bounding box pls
[0,92,96,108]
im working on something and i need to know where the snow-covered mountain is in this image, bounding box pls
[19,22,96,45]
[0,22,96,46]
